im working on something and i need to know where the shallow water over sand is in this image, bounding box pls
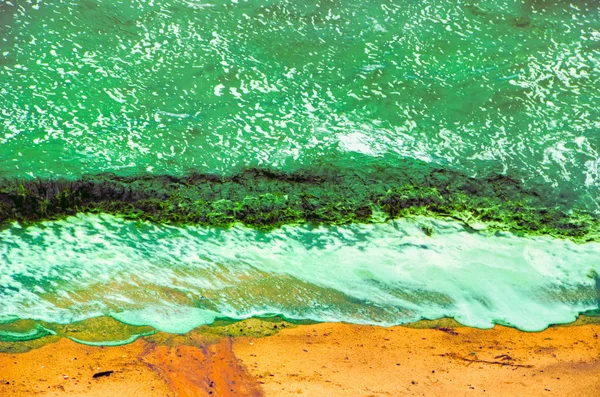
[1,214,598,338]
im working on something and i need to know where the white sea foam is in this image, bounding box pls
[0,214,598,333]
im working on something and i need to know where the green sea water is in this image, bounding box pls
[1,0,600,340]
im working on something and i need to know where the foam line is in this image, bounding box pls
[1,214,598,335]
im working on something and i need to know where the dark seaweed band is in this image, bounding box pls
[1,161,598,241]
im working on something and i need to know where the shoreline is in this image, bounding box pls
[1,318,598,396]
[3,314,599,353]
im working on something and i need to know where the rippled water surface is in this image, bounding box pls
[1,0,600,338]
[1,0,599,191]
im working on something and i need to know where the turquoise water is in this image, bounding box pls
[2,1,599,191]
[1,0,600,339]
[1,214,599,333]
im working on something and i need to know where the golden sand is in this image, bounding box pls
[0,321,598,396]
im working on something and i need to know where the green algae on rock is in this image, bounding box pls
[1,161,598,241]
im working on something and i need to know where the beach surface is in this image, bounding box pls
[0,321,598,396]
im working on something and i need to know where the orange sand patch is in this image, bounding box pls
[0,337,260,396]
[0,338,171,396]
[233,323,600,396]
[0,323,598,396]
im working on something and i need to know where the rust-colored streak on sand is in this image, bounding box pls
[0,323,599,396]
[0,338,262,397]
[140,338,262,397]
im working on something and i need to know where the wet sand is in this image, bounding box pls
[0,321,598,396]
